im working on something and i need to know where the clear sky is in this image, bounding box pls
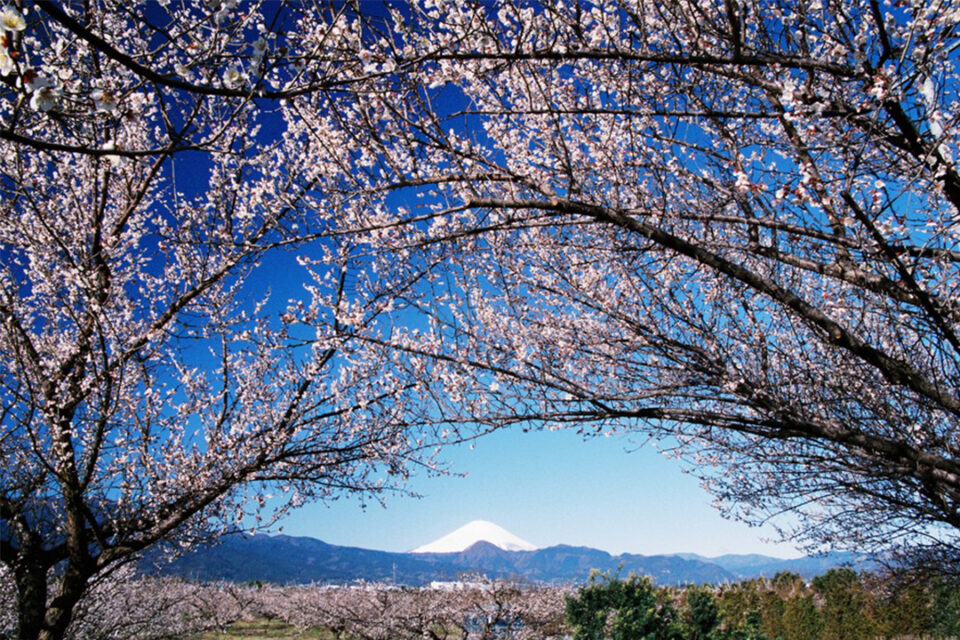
[272,425,804,559]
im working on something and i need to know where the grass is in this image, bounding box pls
[196,618,336,640]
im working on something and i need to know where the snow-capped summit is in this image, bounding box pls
[411,520,538,553]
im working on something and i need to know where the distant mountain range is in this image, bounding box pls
[145,521,873,586]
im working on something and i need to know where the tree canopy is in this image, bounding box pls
[2,0,960,638]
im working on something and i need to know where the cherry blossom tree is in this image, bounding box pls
[318,0,960,572]
[0,2,459,639]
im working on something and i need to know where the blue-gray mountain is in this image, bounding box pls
[145,535,872,586]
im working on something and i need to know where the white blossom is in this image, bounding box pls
[0,5,25,34]
[28,82,57,111]
[222,63,245,88]
[91,88,119,114]
[0,47,12,76]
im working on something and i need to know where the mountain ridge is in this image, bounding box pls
[147,533,871,586]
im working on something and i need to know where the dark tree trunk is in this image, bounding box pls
[37,602,76,640]
[11,554,91,640]
[13,559,48,640]
[35,561,89,640]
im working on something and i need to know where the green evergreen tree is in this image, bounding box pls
[608,576,661,640]
[565,575,614,640]
[811,569,872,640]
[717,580,767,639]
[684,586,721,640]
[781,594,822,640]
[564,573,681,640]
[759,590,787,640]
[874,580,933,638]
[930,577,960,639]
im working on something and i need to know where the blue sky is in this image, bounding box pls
[273,425,804,559]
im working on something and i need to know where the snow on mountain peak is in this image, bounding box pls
[411,520,538,553]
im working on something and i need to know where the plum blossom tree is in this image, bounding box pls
[318,0,960,572]
[5,0,960,635]
[0,2,459,639]
[1,562,263,640]
[244,579,571,640]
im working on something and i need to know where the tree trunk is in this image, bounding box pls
[12,558,90,640]
[36,558,90,640]
[13,560,48,640]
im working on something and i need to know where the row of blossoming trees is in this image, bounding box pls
[2,0,960,638]
[3,569,959,640]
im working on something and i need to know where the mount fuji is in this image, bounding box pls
[411,520,538,553]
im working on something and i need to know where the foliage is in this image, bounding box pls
[865,574,935,638]
[931,577,960,639]
[565,573,683,640]
[715,581,766,640]
[780,594,822,640]
[811,569,872,640]
[683,586,721,640]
